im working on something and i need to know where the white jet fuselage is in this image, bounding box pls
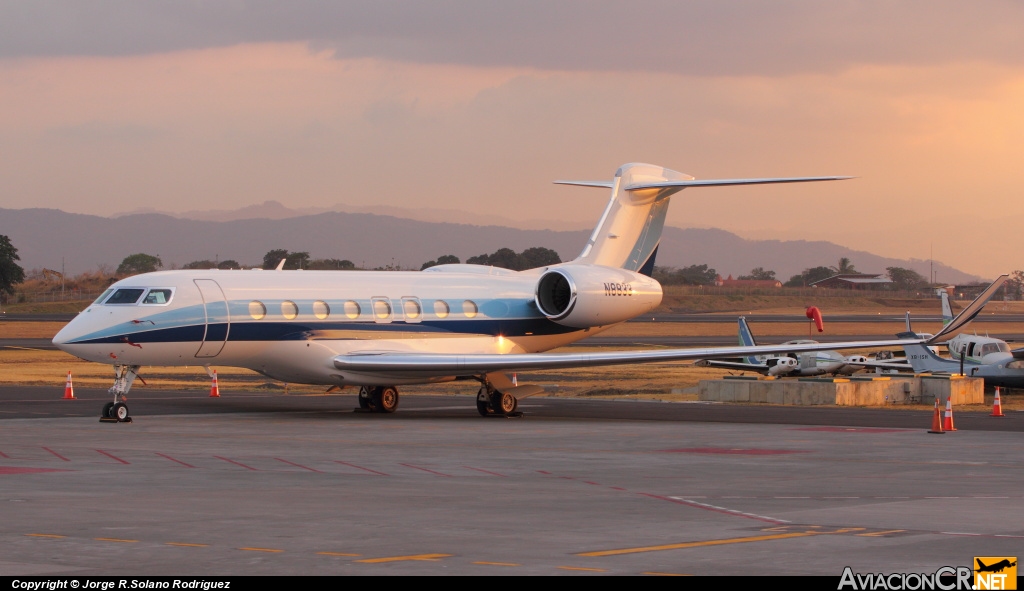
[53,265,663,386]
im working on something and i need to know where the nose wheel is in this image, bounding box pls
[100,365,137,423]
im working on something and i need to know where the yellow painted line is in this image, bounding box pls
[238,547,284,553]
[355,553,452,563]
[94,538,138,543]
[317,552,362,557]
[473,561,521,567]
[577,531,824,557]
[642,572,691,576]
[25,534,65,539]
[559,566,607,572]
[856,530,906,537]
[166,542,209,547]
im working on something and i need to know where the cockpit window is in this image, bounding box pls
[93,289,113,305]
[105,288,146,305]
[142,288,173,305]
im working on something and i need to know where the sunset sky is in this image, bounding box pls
[1,1,1022,277]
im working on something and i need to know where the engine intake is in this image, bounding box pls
[535,265,662,328]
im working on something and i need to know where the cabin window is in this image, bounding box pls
[463,300,478,318]
[281,301,298,320]
[344,301,361,319]
[93,289,113,305]
[142,288,173,305]
[373,298,392,321]
[403,298,421,321]
[106,288,145,305]
[313,301,330,320]
[433,300,450,319]
[249,301,266,320]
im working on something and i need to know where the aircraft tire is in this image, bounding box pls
[492,391,517,415]
[101,402,114,418]
[112,402,129,422]
[378,387,399,413]
[476,399,491,416]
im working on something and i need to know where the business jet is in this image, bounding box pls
[695,317,869,377]
[52,163,1003,421]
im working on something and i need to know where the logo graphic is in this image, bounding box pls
[974,557,1017,590]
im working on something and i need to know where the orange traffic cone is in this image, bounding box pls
[943,398,957,431]
[991,387,1005,417]
[209,370,220,398]
[927,399,944,434]
[63,371,75,400]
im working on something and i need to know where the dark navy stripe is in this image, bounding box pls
[71,317,579,345]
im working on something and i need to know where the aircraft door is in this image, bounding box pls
[195,279,230,358]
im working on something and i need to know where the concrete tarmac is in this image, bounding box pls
[1,386,1022,576]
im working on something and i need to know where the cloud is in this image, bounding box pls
[3,1,1024,75]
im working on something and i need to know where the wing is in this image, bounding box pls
[693,359,770,374]
[334,337,921,376]
[845,359,913,371]
[333,274,1007,378]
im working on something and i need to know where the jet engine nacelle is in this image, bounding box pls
[767,357,799,376]
[534,265,662,328]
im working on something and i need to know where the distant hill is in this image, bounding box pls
[1,207,980,284]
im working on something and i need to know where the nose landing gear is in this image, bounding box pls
[100,365,139,423]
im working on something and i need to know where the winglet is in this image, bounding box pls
[275,258,286,271]
[927,274,1008,343]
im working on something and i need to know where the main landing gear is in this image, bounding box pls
[357,386,400,413]
[100,365,139,423]
[476,384,520,418]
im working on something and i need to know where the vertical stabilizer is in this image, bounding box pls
[738,317,760,365]
[570,163,692,273]
[940,291,953,326]
[556,164,851,275]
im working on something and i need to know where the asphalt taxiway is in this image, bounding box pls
[1,386,1021,576]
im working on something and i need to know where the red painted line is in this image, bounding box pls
[609,487,627,491]
[584,481,601,486]
[214,456,258,471]
[42,447,70,462]
[0,450,10,459]
[462,466,506,477]
[334,461,388,476]
[637,493,785,524]
[156,453,196,468]
[400,463,451,477]
[536,470,552,475]
[0,467,71,474]
[96,450,130,465]
[275,458,322,473]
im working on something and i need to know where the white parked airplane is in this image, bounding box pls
[52,163,1001,421]
[695,317,869,377]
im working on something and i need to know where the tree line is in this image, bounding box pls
[3,233,1019,300]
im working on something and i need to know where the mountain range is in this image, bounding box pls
[1,205,981,284]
